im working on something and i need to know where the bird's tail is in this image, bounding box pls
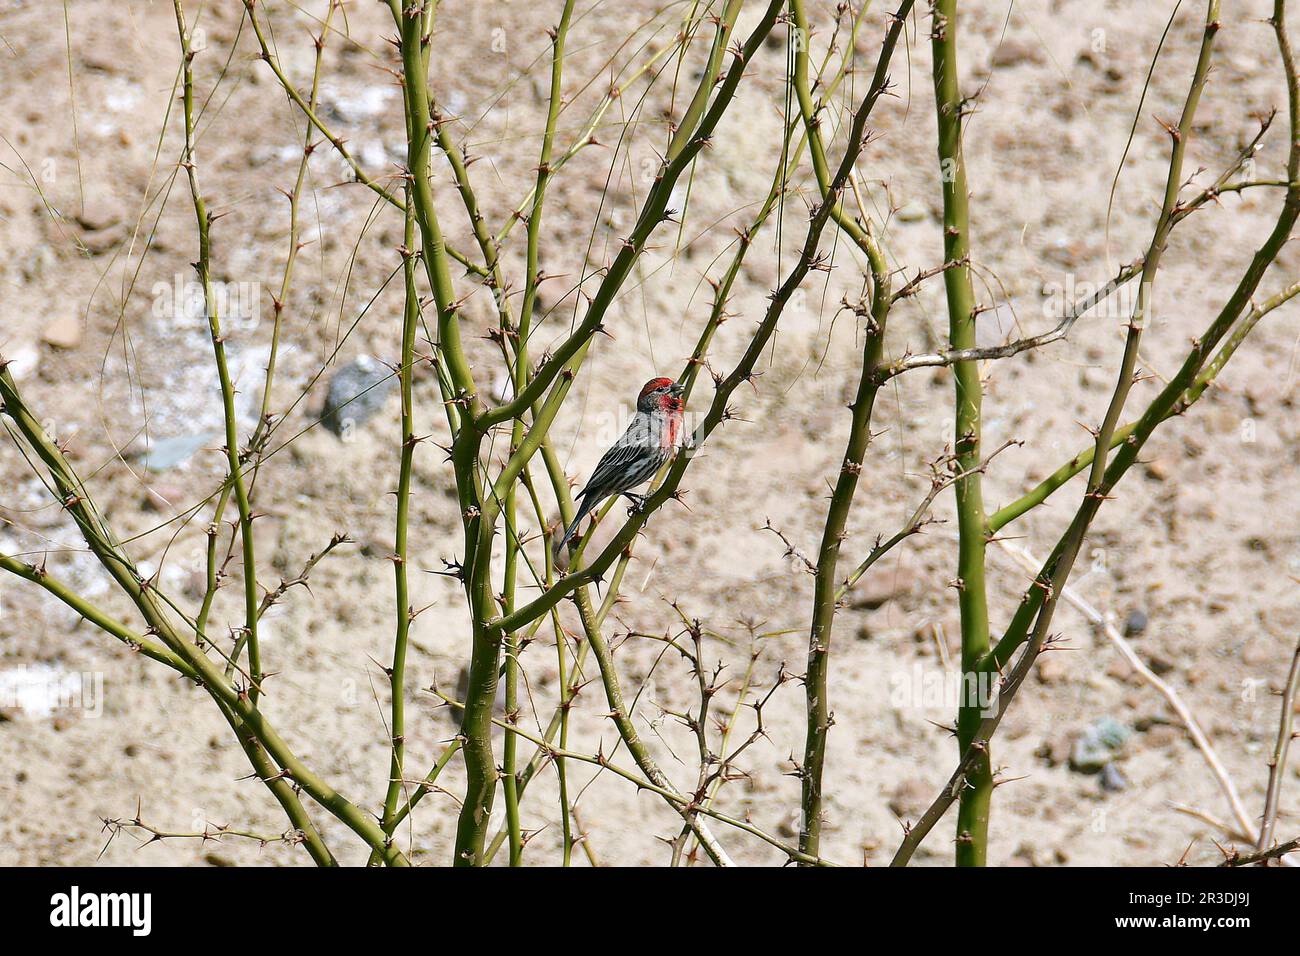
[556,494,597,551]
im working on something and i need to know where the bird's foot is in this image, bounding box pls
[623,492,647,515]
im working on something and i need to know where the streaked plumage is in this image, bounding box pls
[557,377,685,550]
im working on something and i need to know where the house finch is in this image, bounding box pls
[557,377,686,550]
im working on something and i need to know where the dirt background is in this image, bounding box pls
[0,0,1298,866]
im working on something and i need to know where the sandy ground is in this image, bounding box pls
[0,0,1298,866]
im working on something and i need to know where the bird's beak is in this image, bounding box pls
[668,382,685,396]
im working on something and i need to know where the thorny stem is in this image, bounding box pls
[666,0,745,161]
[491,0,911,639]
[894,0,1297,866]
[254,1,337,434]
[387,0,495,866]
[243,0,481,275]
[1085,2,1220,493]
[477,0,787,431]
[1258,633,1300,854]
[442,694,836,866]
[0,365,402,865]
[439,0,788,865]
[789,0,913,863]
[377,191,422,855]
[173,1,264,705]
[929,0,992,866]
[570,584,736,866]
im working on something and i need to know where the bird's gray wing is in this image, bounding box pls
[582,440,646,498]
[580,416,655,499]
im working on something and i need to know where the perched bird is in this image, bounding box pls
[557,377,686,550]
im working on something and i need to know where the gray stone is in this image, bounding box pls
[321,355,395,436]
[142,432,219,471]
[1099,762,1128,793]
[1123,608,1149,637]
[1069,716,1132,773]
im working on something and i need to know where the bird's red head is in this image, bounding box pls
[637,377,685,414]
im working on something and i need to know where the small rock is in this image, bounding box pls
[1123,608,1149,637]
[1069,717,1131,773]
[1035,733,1072,767]
[894,200,928,223]
[1099,762,1128,792]
[847,566,918,610]
[1242,641,1274,668]
[887,778,931,819]
[1035,653,1068,685]
[1146,654,1175,676]
[1143,458,1170,482]
[855,622,873,641]
[42,316,84,350]
[1106,657,1137,684]
[991,39,1046,68]
[321,355,396,436]
[73,200,123,233]
[1143,725,1182,749]
[204,852,237,867]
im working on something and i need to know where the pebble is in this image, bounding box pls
[1146,654,1175,677]
[1142,725,1182,748]
[1035,653,1068,685]
[894,200,928,223]
[1099,762,1128,793]
[1069,717,1131,773]
[991,39,1046,68]
[847,566,918,610]
[1123,608,1149,637]
[321,356,396,436]
[1241,641,1275,668]
[1143,458,1170,482]
[42,316,83,350]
